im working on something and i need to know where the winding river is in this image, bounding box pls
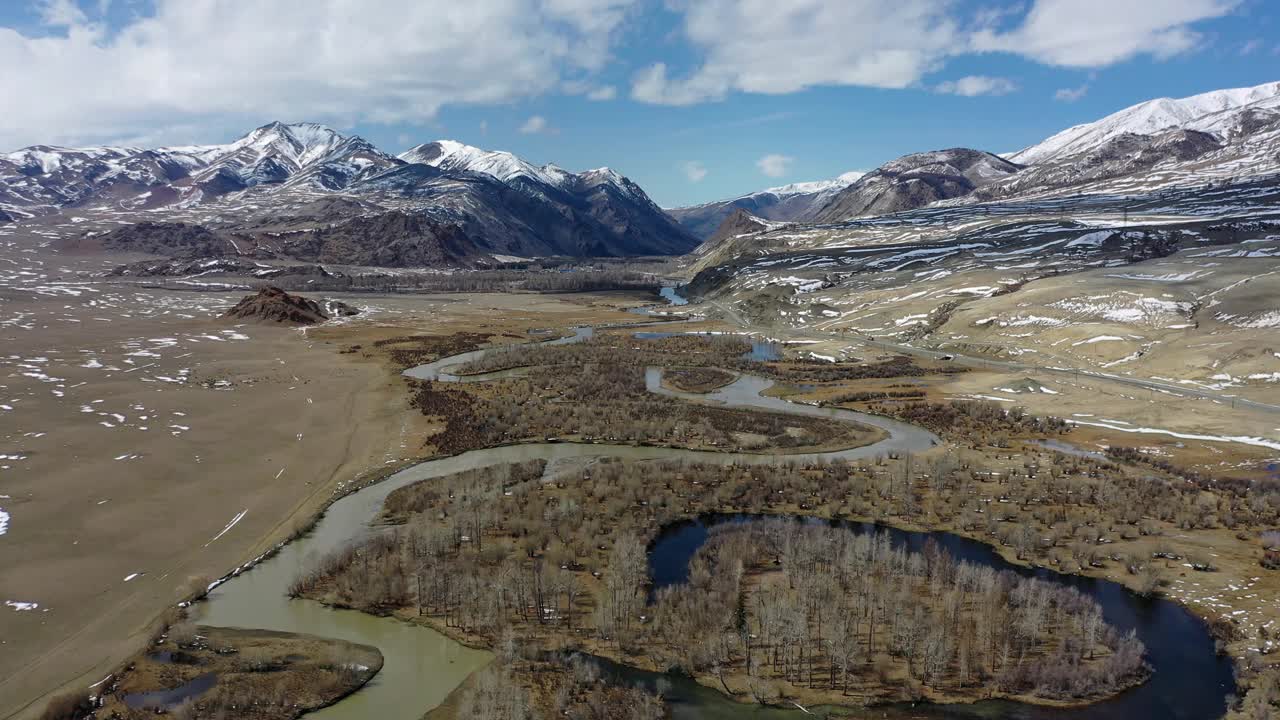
[193,312,1232,720]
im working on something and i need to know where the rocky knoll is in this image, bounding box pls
[223,286,357,325]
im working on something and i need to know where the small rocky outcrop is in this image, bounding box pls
[223,286,358,325]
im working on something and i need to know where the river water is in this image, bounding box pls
[192,316,1229,720]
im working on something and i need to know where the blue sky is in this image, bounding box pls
[1,0,1276,207]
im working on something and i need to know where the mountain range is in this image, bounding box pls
[1,122,696,265]
[4,81,1279,270]
[672,80,1280,242]
[665,171,864,240]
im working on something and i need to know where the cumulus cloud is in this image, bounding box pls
[934,75,1017,97]
[1054,84,1090,102]
[631,1,959,105]
[519,115,550,134]
[972,0,1239,67]
[38,0,88,26]
[0,0,1245,145]
[586,85,618,101]
[756,154,793,178]
[682,161,708,182]
[632,0,1238,105]
[0,0,636,148]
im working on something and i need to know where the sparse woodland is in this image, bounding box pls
[867,399,1072,443]
[86,330,1275,720]
[650,520,1146,702]
[291,442,1271,709]
[662,366,736,393]
[411,336,882,455]
[436,644,666,720]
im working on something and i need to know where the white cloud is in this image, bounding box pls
[39,0,88,27]
[518,115,550,134]
[633,0,1239,105]
[972,0,1239,67]
[1239,39,1262,56]
[683,161,708,182]
[0,0,637,148]
[586,85,617,101]
[631,0,960,105]
[756,154,793,178]
[1054,83,1090,102]
[934,75,1017,97]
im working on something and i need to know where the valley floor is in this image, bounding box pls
[0,240,651,720]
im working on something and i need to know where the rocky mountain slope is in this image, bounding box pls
[0,123,696,264]
[1008,81,1280,165]
[681,81,1280,250]
[676,83,1280,398]
[812,149,1020,222]
[688,81,1280,270]
[667,171,863,239]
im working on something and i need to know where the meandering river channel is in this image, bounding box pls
[194,317,1232,720]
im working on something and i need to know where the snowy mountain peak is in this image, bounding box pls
[2,145,139,175]
[227,121,355,168]
[1010,80,1280,165]
[400,139,572,188]
[397,140,642,202]
[751,171,866,200]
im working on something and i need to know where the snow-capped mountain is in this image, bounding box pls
[812,149,1020,223]
[673,81,1280,246]
[0,122,696,263]
[0,144,200,216]
[667,170,864,240]
[0,122,402,215]
[399,139,653,206]
[183,121,400,197]
[751,172,867,200]
[1009,81,1280,165]
[401,140,573,188]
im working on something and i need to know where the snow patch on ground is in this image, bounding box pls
[1068,420,1280,451]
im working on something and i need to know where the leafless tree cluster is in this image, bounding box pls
[869,400,1070,443]
[662,367,736,393]
[451,335,754,376]
[822,388,926,404]
[410,357,864,455]
[645,520,1145,702]
[382,459,547,523]
[458,651,665,720]
[1230,657,1280,720]
[371,331,494,369]
[293,445,1236,706]
[760,356,966,384]
[302,443,1280,630]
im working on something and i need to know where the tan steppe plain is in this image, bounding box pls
[0,286,646,720]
